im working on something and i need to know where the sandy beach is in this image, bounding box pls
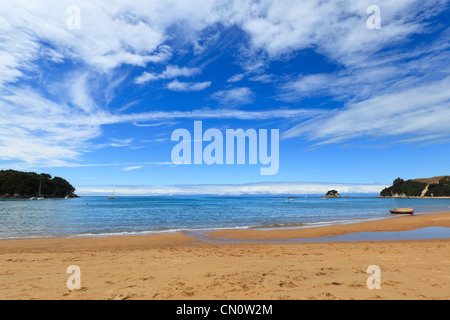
[1,212,449,300]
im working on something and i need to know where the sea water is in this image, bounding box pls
[0,196,449,240]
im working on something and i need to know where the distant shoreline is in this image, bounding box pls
[378,196,450,199]
[0,195,79,199]
[11,195,450,199]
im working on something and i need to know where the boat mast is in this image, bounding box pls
[391,191,396,210]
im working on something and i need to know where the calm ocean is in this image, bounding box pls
[1,196,449,240]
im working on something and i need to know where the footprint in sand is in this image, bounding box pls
[278,281,297,288]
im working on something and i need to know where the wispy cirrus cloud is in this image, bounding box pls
[167,80,211,92]
[232,0,447,67]
[123,165,143,171]
[227,73,245,83]
[211,87,254,106]
[278,29,450,104]
[280,22,450,145]
[1,0,449,171]
[135,65,201,84]
[0,79,318,168]
[283,77,450,145]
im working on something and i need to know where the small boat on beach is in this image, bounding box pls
[390,208,414,214]
[390,192,414,214]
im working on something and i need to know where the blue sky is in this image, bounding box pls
[1,0,450,196]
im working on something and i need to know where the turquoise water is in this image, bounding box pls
[0,196,449,240]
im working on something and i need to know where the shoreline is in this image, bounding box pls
[2,196,450,242]
[1,211,449,300]
[0,215,393,242]
[1,211,449,245]
[208,211,450,240]
[0,210,444,242]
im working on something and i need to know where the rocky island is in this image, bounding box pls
[324,190,341,198]
[0,170,78,199]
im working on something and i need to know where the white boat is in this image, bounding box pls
[30,196,44,200]
[30,181,44,200]
[109,190,116,199]
[390,192,413,215]
[390,208,414,214]
[286,198,294,202]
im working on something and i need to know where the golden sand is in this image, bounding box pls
[0,212,449,300]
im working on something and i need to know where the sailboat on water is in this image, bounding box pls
[390,192,414,214]
[109,190,116,199]
[30,180,44,200]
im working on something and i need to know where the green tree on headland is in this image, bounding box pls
[393,177,404,186]
[380,178,427,197]
[425,177,450,197]
[0,170,77,198]
[380,176,450,197]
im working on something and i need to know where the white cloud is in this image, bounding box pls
[248,74,275,83]
[283,77,450,145]
[123,165,143,171]
[133,121,177,128]
[69,73,99,113]
[280,74,332,101]
[1,1,170,75]
[109,138,134,148]
[278,33,450,103]
[167,80,211,92]
[40,47,65,64]
[227,73,245,83]
[211,87,254,106]
[3,0,447,84]
[135,65,201,84]
[75,181,387,196]
[0,87,99,166]
[113,107,321,123]
[243,0,442,63]
[0,77,318,168]
[1,0,229,86]
[1,0,449,168]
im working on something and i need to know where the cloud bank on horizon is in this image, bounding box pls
[0,0,449,193]
[76,181,388,196]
